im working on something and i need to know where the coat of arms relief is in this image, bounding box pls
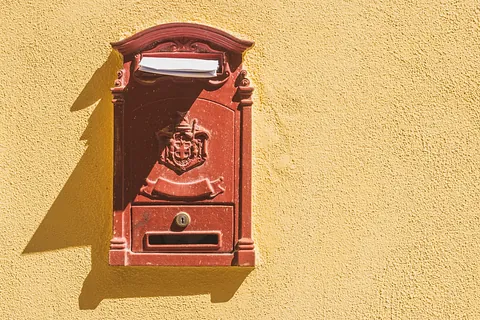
[156,116,209,174]
[141,114,224,200]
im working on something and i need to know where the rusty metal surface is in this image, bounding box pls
[109,23,255,267]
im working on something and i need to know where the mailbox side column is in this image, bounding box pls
[109,68,130,266]
[235,70,255,267]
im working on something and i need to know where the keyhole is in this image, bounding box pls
[175,212,190,227]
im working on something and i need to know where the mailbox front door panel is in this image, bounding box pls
[132,205,234,253]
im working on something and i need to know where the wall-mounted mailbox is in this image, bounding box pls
[109,23,255,266]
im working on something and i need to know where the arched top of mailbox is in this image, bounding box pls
[111,23,254,57]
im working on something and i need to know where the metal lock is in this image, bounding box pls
[175,212,191,228]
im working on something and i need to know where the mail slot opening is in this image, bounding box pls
[138,57,220,78]
[147,233,219,245]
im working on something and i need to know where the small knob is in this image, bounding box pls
[175,212,191,228]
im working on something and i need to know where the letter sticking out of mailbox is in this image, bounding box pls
[109,23,255,266]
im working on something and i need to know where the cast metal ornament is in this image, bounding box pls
[156,117,209,174]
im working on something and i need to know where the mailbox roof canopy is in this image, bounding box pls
[112,23,254,57]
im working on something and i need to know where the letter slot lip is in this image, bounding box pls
[140,52,225,73]
[144,231,222,252]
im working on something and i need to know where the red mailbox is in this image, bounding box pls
[109,23,255,266]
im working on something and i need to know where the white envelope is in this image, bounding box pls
[138,57,219,78]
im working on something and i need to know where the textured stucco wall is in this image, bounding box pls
[2,0,480,319]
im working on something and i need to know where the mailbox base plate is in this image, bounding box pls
[109,250,249,266]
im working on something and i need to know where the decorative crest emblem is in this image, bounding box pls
[156,116,209,174]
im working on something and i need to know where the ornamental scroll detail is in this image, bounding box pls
[140,176,225,200]
[156,117,209,174]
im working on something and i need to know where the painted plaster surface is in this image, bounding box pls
[1,0,480,319]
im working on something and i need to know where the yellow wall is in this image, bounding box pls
[2,0,480,318]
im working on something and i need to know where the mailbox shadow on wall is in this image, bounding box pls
[23,23,255,309]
